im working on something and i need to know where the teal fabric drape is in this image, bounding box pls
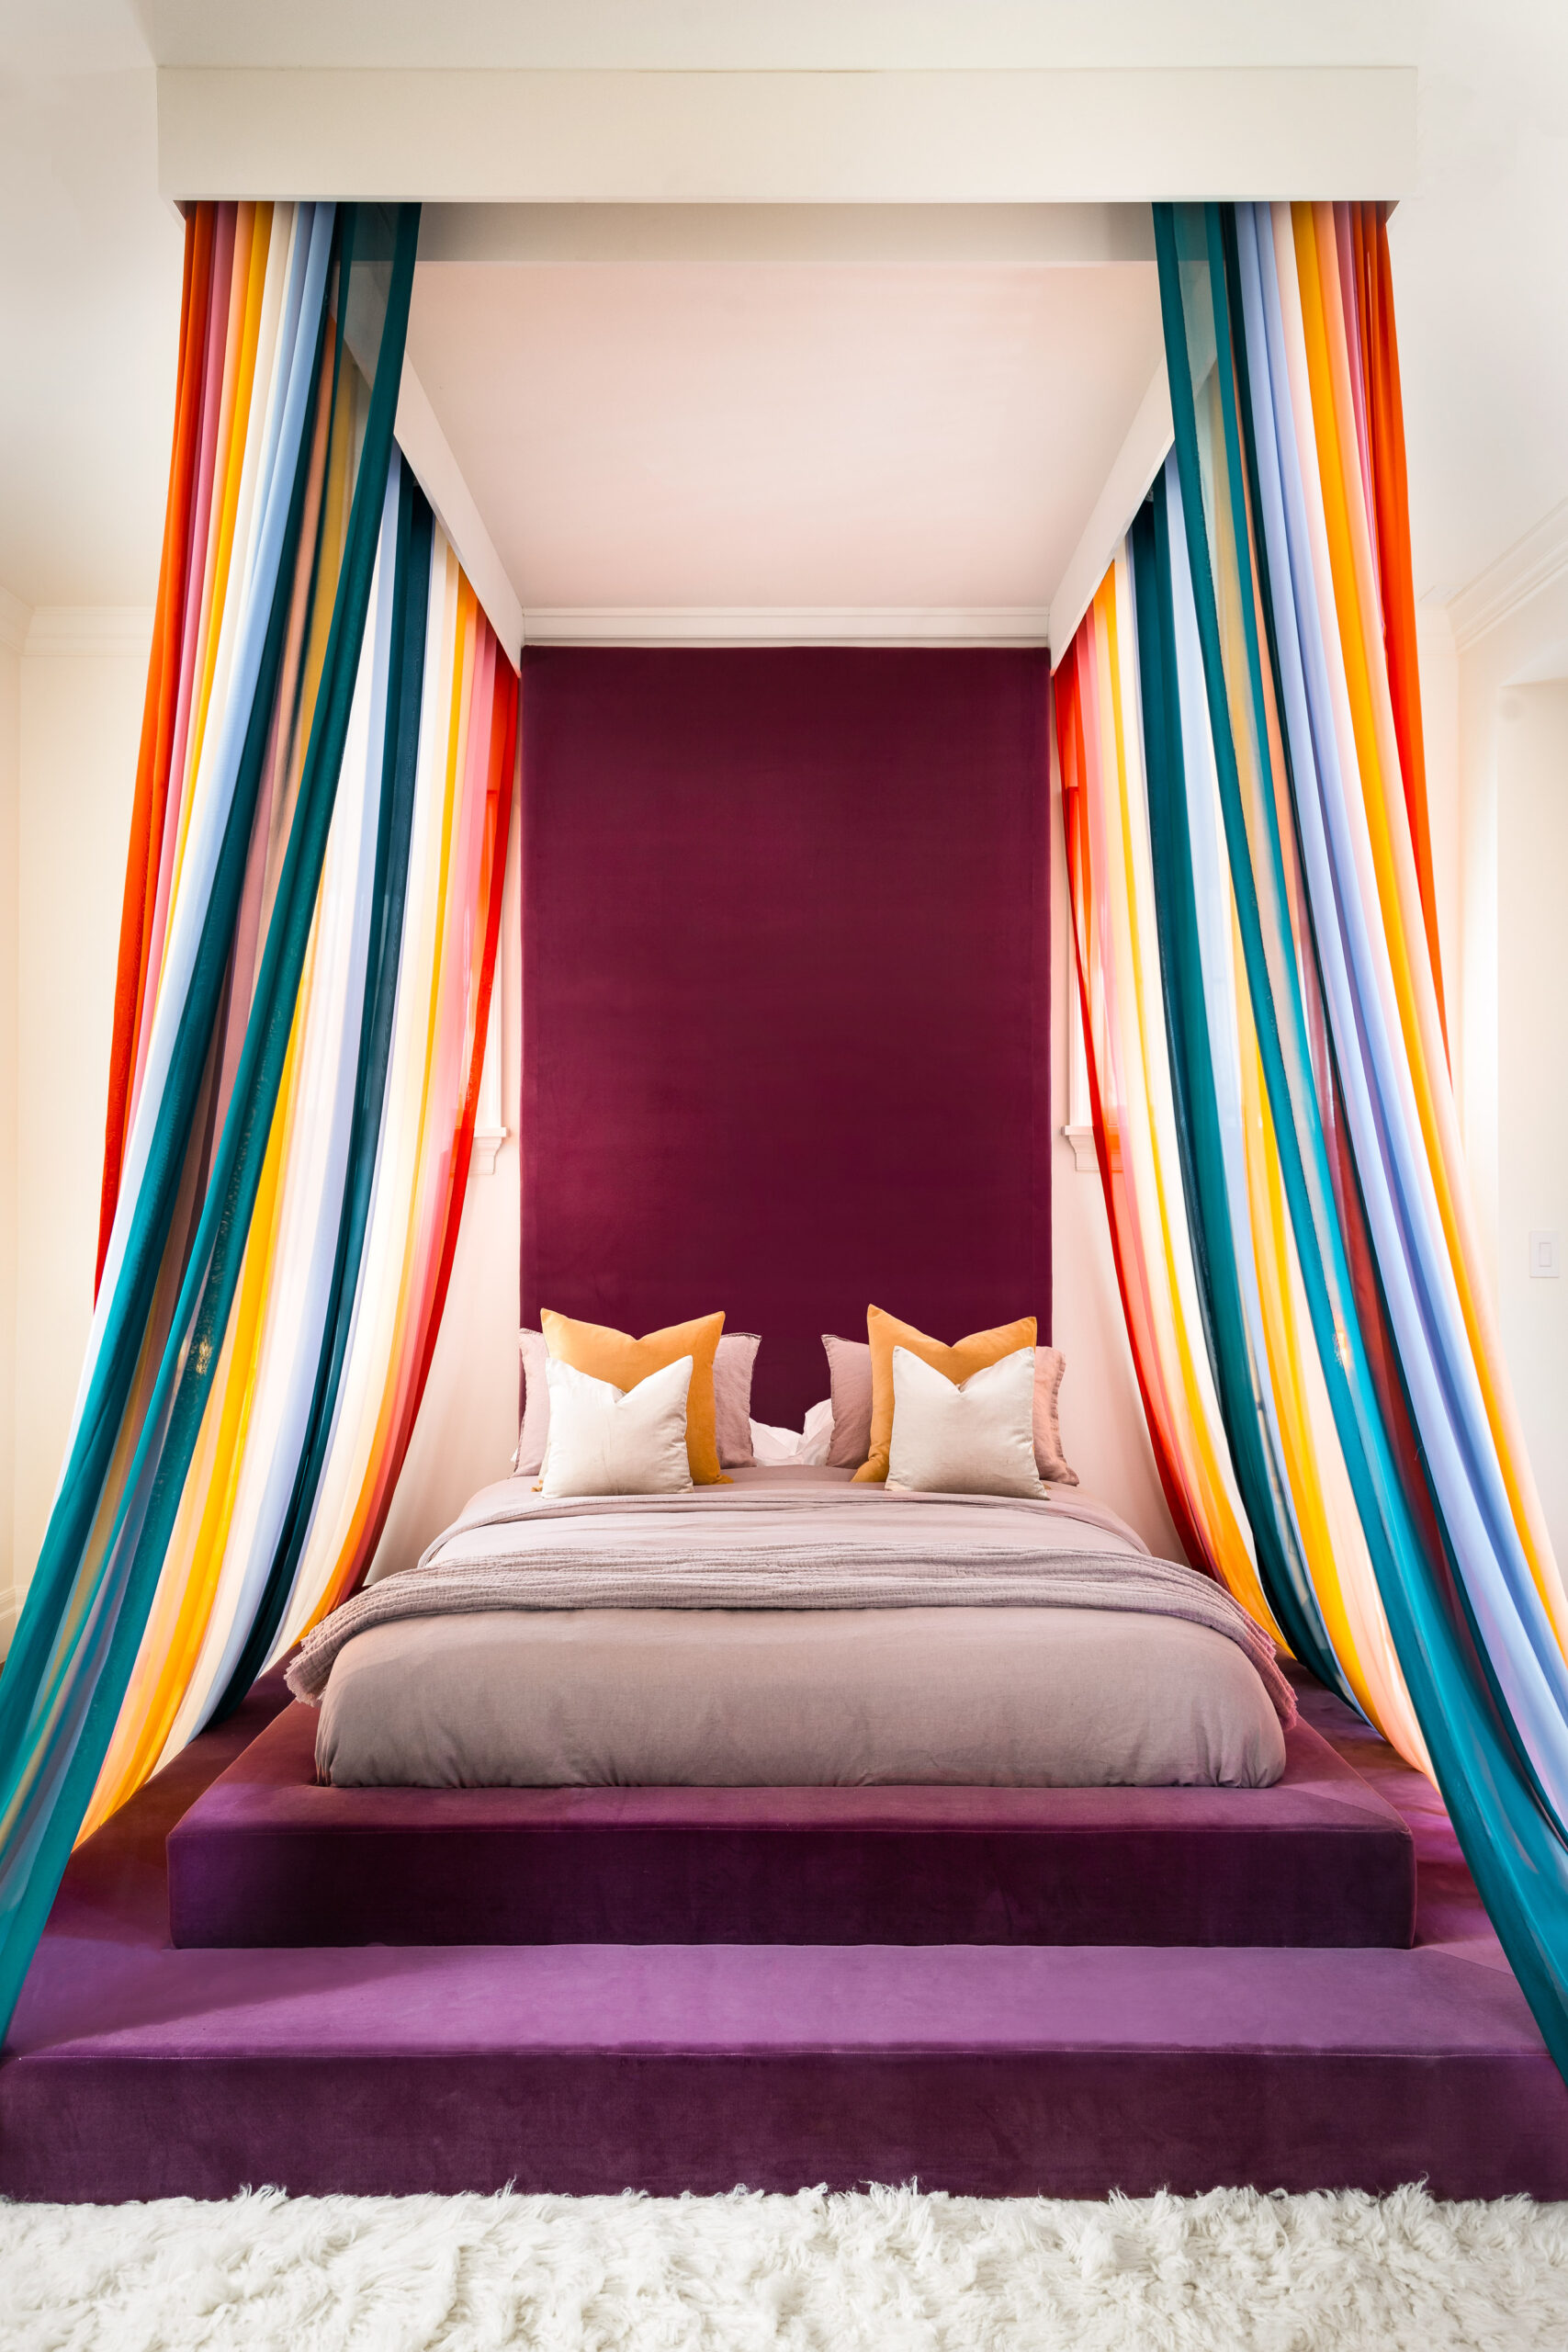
[0,202,420,2040]
[1151,198,1568,2074]
[1130,489,1348,1699]
[212,472,434,1716]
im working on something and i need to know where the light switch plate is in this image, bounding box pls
[1529,1229,1562,1279]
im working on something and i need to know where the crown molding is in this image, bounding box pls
[522,607,1051,649]
[23,607,155,660]
[0,589,30,655]
[1450,501,1568,653]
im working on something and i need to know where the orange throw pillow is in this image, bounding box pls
[852,1305,1039,1484]
[541,1308,729,1486]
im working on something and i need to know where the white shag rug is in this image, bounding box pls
[4,2183,1567,2352]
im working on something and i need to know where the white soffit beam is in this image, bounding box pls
[1047,368,1173,659]
[520,609,1051,649]
[158,69,1416,205]
[418,203,1156,267]
[395,363,525,665]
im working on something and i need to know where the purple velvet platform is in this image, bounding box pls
[167,1702,1416,1951]
[6,1938,1566,2204]
[4,1670,1567,2201]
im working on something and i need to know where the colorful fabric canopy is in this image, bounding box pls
[0,199,516,2037]
[1057,200,1568,2074]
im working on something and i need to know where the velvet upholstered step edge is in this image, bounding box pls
[165,1701,1416,1950]
[5,1941,1566,2201]
[6,1669,1563,2203]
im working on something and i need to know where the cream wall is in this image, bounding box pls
[1452,567,1568,1270]
[1438,551,1568,1570]
[1495,684,1568,1565]
[10,621,147,1617]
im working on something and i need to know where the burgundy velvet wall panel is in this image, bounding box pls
[522,649,1051,1428]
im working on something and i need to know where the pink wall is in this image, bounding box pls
[521,648,1052,1428]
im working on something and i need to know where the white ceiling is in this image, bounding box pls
[2,1,1566,623]
[406,254,1162,614]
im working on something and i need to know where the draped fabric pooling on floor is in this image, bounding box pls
[1057,199,1568,2075]
[0,199,516,2037]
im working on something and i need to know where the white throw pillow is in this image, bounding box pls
[797,1396,835,1466]
[748,1397,836,1468]
[748,1417,803,1465]
[885,1344,1047,1498]
[538,1353,694,1497]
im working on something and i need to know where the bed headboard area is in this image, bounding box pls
[521,646,1053,1429]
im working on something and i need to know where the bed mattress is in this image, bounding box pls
[316,1601,1287,1788]
[307,1468,1289,1790]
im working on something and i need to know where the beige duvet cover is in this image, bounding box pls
[310,1468,1288,1790]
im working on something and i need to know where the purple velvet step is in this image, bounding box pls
[6,1670,1565,2203]
[166,1701,1416,1950]
[6,1939,1567,2202]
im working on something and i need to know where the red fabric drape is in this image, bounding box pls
[96,206,215,1289]
[1353,200,1450,1057]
